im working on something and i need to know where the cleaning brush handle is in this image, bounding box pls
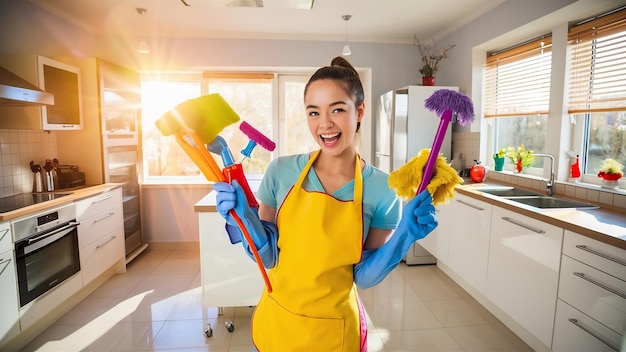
[416,110,453,195]
[230,209,273,293]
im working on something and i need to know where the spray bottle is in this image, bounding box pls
[570,154,581,181]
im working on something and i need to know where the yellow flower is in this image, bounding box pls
[493,148,507,159]
[506,144,535,168]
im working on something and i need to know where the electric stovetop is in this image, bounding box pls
[0,193,71,213]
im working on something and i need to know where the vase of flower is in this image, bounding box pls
[414,36,455,86]
[493,148,506,171]
[597,158,623,189]
[422,76,435,86]
[507,144,534,174]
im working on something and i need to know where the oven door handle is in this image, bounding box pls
[27,221,79,246]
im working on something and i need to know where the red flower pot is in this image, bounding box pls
[422,76,435,86]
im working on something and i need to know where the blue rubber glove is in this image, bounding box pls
[354,190,437,289]
[214,181,278,268]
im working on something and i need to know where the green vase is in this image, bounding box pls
[494,157,505,171]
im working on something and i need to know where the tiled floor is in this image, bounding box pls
[21,248,532,352]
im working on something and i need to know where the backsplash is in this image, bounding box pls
[0,129,57,197]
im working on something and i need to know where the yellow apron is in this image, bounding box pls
[252,150,365,351]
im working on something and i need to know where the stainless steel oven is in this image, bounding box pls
[13,203,79,307]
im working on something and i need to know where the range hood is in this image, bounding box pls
[0,66,54,106]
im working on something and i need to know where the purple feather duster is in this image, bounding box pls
[424,89,475,126]
[415,89,475,195]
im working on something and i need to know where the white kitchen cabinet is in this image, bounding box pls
[198,211,265,308]
[552,231,626,351]
[0,221,20,344]
[0,54,83,130]
[76,187,125,285]
[447,193,492,293]
[418,200,451,264]
[486,206,563,348]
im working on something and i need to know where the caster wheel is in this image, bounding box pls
[225,319,234,332]
[204,324,213,337]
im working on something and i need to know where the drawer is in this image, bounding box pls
[80,227,124,285]
[563,230,626,281]
[0,221,11,253]
[559,255,626,334]
[552,299,623,352]
[78,207,123,249]
[75,188,122,221]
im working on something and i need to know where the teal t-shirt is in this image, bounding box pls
[256,153,402,243]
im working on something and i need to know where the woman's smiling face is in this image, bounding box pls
[304,79,363,157]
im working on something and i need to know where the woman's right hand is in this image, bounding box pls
[214,181,245,225]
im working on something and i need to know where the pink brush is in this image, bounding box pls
[222,122,276,210]
[240,121,276,157]
[416,89,475,195]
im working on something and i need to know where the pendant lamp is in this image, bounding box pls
[342,15,352,56]
[137,8,150,54]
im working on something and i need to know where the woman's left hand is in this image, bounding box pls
[397,190,438,240]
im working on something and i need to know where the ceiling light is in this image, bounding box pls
[136,8,149,54]
[342,14,352,56]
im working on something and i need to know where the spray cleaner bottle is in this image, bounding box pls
[570,154,581,181]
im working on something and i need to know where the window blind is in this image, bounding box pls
[484,36,552,118]
[568,8,626,114]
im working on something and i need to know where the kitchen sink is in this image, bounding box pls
[504,196,598,210]
[479,187,541,197]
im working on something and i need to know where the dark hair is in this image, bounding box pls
[304,56,364,107]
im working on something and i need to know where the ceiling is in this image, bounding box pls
[29,0,506,44]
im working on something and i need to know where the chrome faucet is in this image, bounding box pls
[534,153,555,196]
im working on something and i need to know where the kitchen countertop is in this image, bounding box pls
[0,183,123,221]
[196,183,626,250]
[457,182,626,250]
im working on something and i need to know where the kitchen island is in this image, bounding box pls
[194,190,265,309]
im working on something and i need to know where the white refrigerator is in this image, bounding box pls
[375,85,457,264]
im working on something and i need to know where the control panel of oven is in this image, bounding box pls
[12,203,77,242]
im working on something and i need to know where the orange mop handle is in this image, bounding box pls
[230,210,273,293]
[175,130,273,293]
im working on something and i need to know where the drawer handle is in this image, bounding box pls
[573,272,626,299]
[0,258,11,275]
[575,245,626,267]
[93,195,113,204]
[456,199,484,211]
[0,228,9,242]
[94,213,115,223]
[501,217,545,234]
[568,318,619,351]
[96,236,117,249]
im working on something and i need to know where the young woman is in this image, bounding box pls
[214,56,437,351]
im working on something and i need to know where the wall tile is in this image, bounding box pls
[0,129,57,198]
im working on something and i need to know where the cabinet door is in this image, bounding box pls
[39,56,83,130]
[0,221,11,253]
[418,200,451,264]
[447,193,492,293]
[0,250,20,342]
[487,206,563,348]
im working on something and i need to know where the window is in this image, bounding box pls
[568,8,626,181]
[484,36,553,169]
[141,71,318,183]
